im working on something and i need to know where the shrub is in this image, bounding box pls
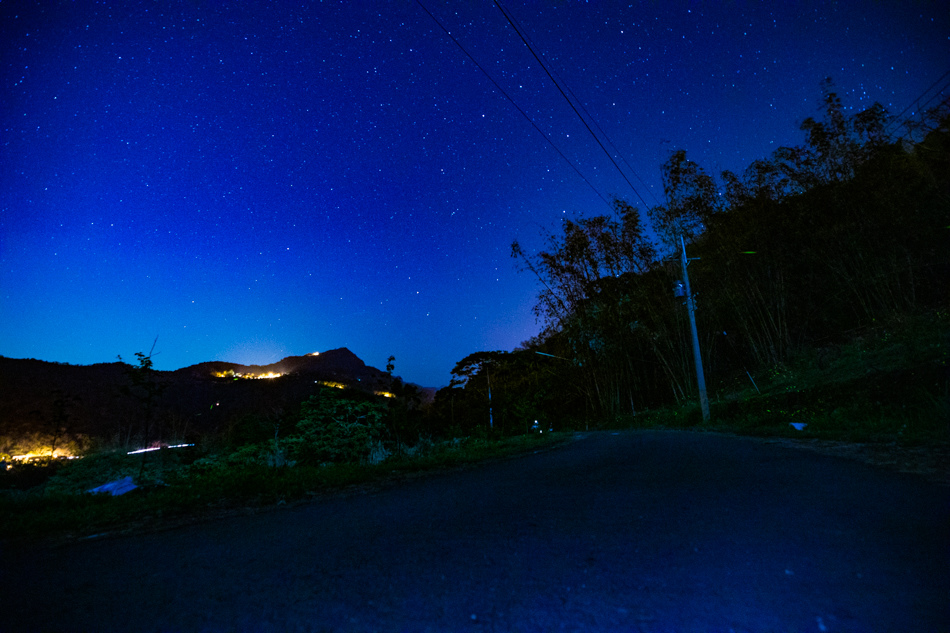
[363,439,391,465]
[293,390,388,464]
[400,436,436,458]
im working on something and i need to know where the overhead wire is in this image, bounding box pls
[492,0,657,210]
[903,77,950,132]
[883,67,950,139]
[917,82,950,113]
[414,0,614,211]
[569,89,663,208]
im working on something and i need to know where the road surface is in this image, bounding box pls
[2,430,948,632]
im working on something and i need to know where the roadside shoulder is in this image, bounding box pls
[725,433,950,486]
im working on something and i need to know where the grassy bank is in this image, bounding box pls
[617,311,949,445]
[0,432,569,543]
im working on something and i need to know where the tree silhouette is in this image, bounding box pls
[118,337,166,477]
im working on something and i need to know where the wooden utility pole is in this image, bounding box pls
[680,236,710,421]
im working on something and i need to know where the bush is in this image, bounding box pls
[293,390,389,464]
[363,439,391,465]
[399,436,436,458]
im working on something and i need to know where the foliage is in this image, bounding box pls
[626,310,949,444]
[435,349,583,436]
[649,149,720,252]
[293,388,388,464]
[512,198,656,331]
[385,375,427,446]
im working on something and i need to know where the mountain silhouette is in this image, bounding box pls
[175,347,388,383]
[0,349,410,451]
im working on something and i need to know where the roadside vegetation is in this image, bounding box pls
[622,310,948,444]
[0,406,568,542]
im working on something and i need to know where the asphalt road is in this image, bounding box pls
[2,430,948,633]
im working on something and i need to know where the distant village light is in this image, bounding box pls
[212,370,283,379]
[10,449,80,462]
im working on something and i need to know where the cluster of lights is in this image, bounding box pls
[319,381,394,398]
[213,370,284,380]
[7,450,81,463]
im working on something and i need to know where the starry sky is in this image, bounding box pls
[2,1,948,387]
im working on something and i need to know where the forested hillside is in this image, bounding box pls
[436,84,949,432]
[0,349,400,460]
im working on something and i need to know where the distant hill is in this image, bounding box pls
[0,348,421,453]
[175,348,387,383]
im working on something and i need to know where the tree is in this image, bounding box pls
[440,349,574,435]
[383,355,427,445]
[512,198,655,333]
[118,337,166,476]
[777,78,892,189]
[296,388,387,464]
[512,199,696,417]
[649,149,721,253]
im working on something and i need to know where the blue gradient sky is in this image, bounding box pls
[2,1,947,386]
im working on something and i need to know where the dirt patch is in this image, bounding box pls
[745,436,950,486]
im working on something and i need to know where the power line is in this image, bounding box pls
[917,81,950,113]
[884,67,950,139]
[492,0,654,211]
[414,0,613,211]
[576,96,663,208]
[890,68,950,123]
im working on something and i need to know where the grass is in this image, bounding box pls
[0,432,570,543]
[623,310,950,445]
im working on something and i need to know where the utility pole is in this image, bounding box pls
[487,369,493,430]
[680,235,710,421]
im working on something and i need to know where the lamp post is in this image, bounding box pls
[678,235,710,421]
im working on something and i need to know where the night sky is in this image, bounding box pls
[2,1,947,387]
